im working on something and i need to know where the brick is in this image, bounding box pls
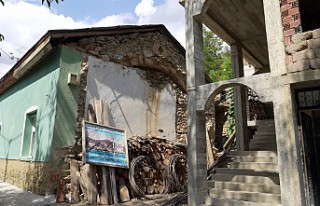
[285,36,291,46]
[284,29,295,37]
[291,31,313,44]
[308,38,320,49]
[282,16,293,24]
[290,20,300,28]
[288,59,310,73]
[313,29,320,39]
[288,7,299,16]
[281,4,291,11]
[310,58,320,69]
[292,13,300,21]
[282,10,289,18]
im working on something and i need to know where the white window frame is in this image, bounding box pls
[20,106,38,159]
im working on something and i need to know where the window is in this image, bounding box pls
[299,0,320,32]
[21,107,38,158]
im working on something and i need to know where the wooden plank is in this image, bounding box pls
[101,101,119,204]
[87,164,98,204]
[110,168,119,204]
[70,159,80,203]
[82,118,98,204]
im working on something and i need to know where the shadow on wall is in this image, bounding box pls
[0,73,61,194]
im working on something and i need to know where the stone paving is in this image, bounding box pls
[0,181,185,206]
[0,181,59,206]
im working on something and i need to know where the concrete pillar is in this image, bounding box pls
[185,1,207,205]
[273,85,305,206]
[231,43,249,151]
[263,0,287,76]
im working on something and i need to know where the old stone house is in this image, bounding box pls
[0,25,186,194]
[182,0,320,205]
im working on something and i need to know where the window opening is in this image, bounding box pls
[21,109,37,158]
[299,0,320,32]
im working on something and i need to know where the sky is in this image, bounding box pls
[0,0,185,77]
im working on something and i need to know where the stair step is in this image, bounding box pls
[229,151,278,158]
[208,181,281,194]
[227,156,278,163]
[205,197,281,206]
[208,188,281,204]
[253,134,276,139]
[223,162,278,172]
[215,168,279,176]
[254,131,276,136]
[249,143,277,148]
[209,173,280,186]
[249,141,276,146]
[249,148,277,152]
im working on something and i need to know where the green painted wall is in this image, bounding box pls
[52,46,82,149]
[0,49,61,162]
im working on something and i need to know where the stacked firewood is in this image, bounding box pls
[116,135,187,201]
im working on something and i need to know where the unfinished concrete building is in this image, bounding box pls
[181,0,320,205]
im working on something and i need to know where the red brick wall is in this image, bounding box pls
[280,0,301,46]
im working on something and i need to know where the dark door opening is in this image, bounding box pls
[300,110,320,206]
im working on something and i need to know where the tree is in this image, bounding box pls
[203,28,232,82]
[0,0,60,7]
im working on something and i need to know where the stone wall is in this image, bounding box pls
[285,29,320,73]
[0,148,69,195]
[66,31,186,92]
[67,31,187,142]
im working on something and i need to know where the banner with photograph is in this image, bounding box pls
[83,121,129,168]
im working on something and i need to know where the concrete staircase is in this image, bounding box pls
[249,119,277,151]
[205,119,281,206]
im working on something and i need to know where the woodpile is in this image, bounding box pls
[116,135,187,200]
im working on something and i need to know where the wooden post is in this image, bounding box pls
[82,119,98,204]
[70,159,81,203]
[94,99,119,205]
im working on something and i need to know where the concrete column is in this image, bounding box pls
[263,0,287,76]
[185,1,207,205]
[273,84,305,206]
[231,43,249,151]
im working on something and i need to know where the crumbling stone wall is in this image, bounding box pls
[285,29,320,72]
[280,0,320,73]
[66,31,187,142]
[66,31,186,92]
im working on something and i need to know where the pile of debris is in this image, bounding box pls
[116,135,187,201]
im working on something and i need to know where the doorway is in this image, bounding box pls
[296,87,320,206]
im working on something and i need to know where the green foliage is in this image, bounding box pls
[226,88,235,136]
[203,29,235,140]
[203,29,232,82]
[0,0,61,7]
[42,0,62,8]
